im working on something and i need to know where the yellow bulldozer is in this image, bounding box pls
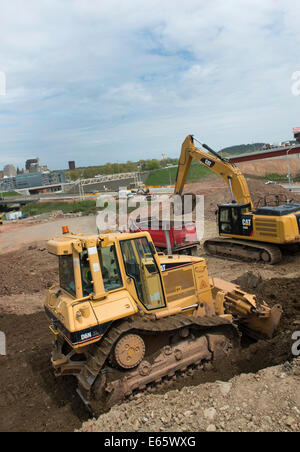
[44,227,282,413]
[175,135,300,264]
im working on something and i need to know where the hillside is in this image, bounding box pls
[219,143,265,155]
[145,161,211,186]
[238,157,300,180]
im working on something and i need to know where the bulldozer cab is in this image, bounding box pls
[218,203,253,237]
[53,231,166,312]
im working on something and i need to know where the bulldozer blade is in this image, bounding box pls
[239,304,283,339]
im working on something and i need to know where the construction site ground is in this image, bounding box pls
[0,177,300,432]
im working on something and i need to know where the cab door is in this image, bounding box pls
[120,237,166,311]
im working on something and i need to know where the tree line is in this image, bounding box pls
[66,158,178,181]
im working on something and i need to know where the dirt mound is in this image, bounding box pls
[247,179,300,207]
[238,157,300,177]
[0,244,58,296]
[79,358,300,432]
[235,272,300,334]
[184,177,300,219]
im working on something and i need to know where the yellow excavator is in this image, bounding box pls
[44,227,282,413]
[175,135,300,264]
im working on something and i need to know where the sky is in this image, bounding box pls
[0,0,300,170]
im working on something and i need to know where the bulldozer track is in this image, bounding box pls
[203,238,282,264]
[77,314,240,414]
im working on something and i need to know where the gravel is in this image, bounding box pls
[79,357,300,433]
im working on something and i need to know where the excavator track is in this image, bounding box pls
[203,238,282,264]
[76,315,240,415]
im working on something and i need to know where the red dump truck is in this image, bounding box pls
[129,217,199,255]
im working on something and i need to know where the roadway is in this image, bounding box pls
[280,184,300,193]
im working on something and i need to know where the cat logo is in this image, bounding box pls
[242,218,252,228]
[201,158,215,168]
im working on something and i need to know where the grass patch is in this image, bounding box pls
[145,162,212,186]
[22,200,97,216]
[264,173,290,182]
[0,191,21,197]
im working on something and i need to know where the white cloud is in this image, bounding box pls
[0,0,299,168]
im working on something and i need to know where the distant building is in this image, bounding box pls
[3,164,17,178]
[25,157,47,173]
[0,176,16,192]
[25,158,40,171]
[0,171,66,193]
[68,161,76,170]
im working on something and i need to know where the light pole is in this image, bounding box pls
[168,166,172,186]
[286,148,292,185]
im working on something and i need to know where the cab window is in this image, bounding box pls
[59,255,76,296]
[80,249,93,296]
[98,245,123,292]
[219,207,233,233]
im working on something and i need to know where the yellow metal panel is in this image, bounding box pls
[92,290,138,323]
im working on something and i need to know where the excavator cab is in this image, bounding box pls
[218,203,253,237]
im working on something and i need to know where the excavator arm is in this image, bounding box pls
[175,135,254,209]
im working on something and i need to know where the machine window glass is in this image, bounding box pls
[120,238,166,310]
[80,249,94,296]
[219,207,232,233]
[220,208,230,223]
[59,255,76,296]
[98,245,123,292]
[232,208,239,222]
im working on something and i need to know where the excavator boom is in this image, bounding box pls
[175,135,253,208]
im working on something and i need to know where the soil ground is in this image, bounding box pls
[238,156,300,178]
[80,358,300,432]
[0,178,300,432]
